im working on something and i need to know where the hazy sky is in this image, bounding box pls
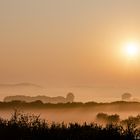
[0,0,140,89]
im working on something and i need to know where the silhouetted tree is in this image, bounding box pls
[96,113,120,124]
[66,92,75,103]
[108,114,120,124]
[122,93,132,101]
[96,113,108,124]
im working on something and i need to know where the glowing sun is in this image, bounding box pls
[123,42,139,58]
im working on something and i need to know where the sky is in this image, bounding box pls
[0,0,140,101]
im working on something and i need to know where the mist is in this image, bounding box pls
[1,102,140,124]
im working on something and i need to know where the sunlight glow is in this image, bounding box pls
[123,42,139,59]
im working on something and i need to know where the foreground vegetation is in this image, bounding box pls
[0,110,140,140]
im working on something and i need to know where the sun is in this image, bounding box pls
[123,42,139,59]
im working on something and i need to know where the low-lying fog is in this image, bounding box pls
[0,109,140,124]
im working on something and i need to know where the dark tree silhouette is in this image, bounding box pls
[96,113,120,124]
[66,92,75,103]
[122,93,132,101]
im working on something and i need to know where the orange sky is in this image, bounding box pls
[0,0,140,100]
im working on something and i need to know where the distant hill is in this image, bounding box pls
[0,83,42,88]
[0,83,44,101]
[4,93,75,104]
